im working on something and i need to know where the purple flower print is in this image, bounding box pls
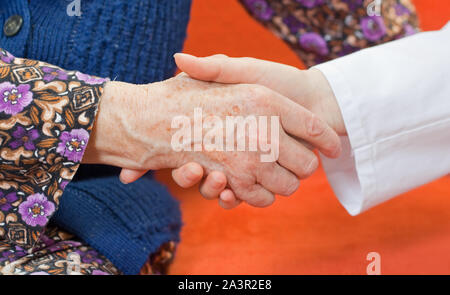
[0,82,33,115]
[339,43,359,57]
[0,49,14,64]
[402,24,417,37]
[37,233,56,249]
[299,32,329,56]
[0,191,18,212]
[76,250,103,264]
[283,15,306,34]
[244,0,274,21]
[75,72,108,85]
[342,0,363,11]
[296,0,325,9]
[18,193,55,227]
[9,126,39,150]
[0,245,27,263]
[41,66,68,82]
[395,3,411,16]
[361,16,387,42]
[60,180,69,190]
[56,129,89,162]
[47,240,82,253]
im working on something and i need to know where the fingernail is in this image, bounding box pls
[174,52,194,59]
[307,115,324,136]
[119,175,129,184]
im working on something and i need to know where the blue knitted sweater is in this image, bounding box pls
[0,0,192,274]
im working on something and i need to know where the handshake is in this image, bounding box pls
[84,54,347,209]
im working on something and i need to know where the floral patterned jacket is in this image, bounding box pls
[0,48,122,274]
[0,48,106,247]
[240,0,419,67]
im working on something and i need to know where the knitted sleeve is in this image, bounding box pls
[0,48,107,251]
[239,0,419,67]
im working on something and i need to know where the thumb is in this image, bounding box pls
[174,53,264,84]
[119,168,148,184]
[174,53,304,102]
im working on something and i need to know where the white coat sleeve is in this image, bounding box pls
[313,22,450,216]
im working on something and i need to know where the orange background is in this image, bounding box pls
[158,0,450,274]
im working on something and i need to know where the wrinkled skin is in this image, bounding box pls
[84,73,342,207]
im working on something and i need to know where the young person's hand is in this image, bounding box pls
[174,53,346,135]
[128,53,347,209]
[86,74,342,208]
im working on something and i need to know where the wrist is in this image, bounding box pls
[83,81,177,169]
[305,68,347,136]
[83,81,133,166]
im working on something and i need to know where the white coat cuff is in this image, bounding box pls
[313,62,375,215]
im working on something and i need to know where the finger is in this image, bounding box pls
[119,169,148,184]
[237,184,275,208]
[257,162,300,196]
[175,53,342,157]
[172,162,204,188]
[292,137,314,151]
[273,92,342,158]
[174,53,255,83]
[199,171,227,200]
[278,132,319,179]
[174,53,302,100]
[219,189,241,209]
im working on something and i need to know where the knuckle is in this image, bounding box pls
[211,54,228,59]
[282,178,300,196]
[246,194,272,208]
[306,114,325,137]
[242,85,273,111]
[251,188,275,208]
[259,195,275,207]
[299,156,319,178]
[211,63,223,80]
[247,84,268,101]
[236,188,257,206]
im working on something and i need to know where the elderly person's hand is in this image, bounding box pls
[121,53,347,209]
[85,71,341,208]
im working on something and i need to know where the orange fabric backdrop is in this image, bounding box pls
[157,0,450,274]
